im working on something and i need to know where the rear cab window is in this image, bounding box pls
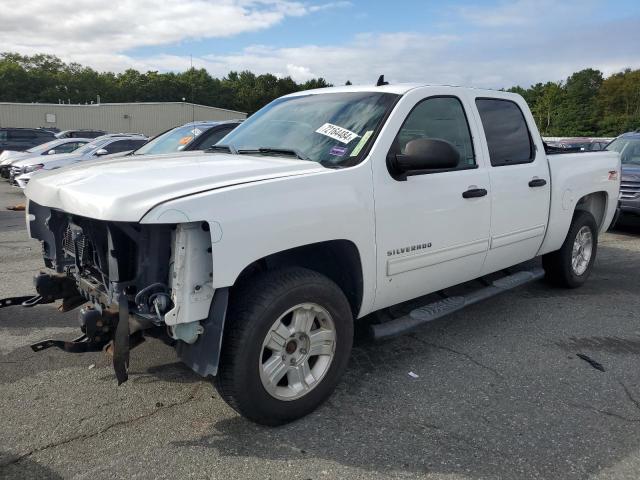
[475,98,534,167]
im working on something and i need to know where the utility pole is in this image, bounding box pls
[191,55,195,123]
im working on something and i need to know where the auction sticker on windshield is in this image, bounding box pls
[316,123,359,144]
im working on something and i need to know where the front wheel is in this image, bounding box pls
[543,211,598,288]
[214,267,353,425]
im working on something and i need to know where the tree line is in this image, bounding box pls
[0,53,330,115]
[1,52,639,136]
[508,68,640,136]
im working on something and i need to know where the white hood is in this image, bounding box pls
[25,152,325,222]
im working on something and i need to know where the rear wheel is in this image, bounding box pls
[543,211,598,288]
[214,267,353,425]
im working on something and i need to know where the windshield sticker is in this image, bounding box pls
[329,145,348,156]
[350,130,373,156]
[179,136,194,145]
[191,128,203,136]
[316,123,359,144]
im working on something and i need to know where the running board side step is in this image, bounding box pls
[370,268,545,340]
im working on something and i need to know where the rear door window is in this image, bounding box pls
[475,98,534,166]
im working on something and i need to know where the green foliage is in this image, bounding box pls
[1,52,639,135]
[508,68,640,136]
[0,52,331,114]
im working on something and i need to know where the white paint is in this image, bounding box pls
[26,153,325,222]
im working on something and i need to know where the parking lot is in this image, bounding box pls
[0,180,639,480]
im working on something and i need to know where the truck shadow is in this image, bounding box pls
[0,452,63,479]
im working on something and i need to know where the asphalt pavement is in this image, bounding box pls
[1,181,640,479]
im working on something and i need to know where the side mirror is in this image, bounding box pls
[47,149,56,155]
[95,148,109,156]
[388,138,460,180]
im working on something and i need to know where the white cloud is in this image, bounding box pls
[0,0,332,56]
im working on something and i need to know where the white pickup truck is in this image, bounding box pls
[15,83,620,425]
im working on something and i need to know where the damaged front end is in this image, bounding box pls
[4,201,225,384]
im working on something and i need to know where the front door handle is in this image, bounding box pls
[529,178,547,187]
[462,188,488,199]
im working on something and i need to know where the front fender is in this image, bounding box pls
[140,165,378,317]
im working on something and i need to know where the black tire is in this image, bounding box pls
[214,267,353,426]
[542,210,598,288]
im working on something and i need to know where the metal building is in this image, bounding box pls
[0,102,246,136]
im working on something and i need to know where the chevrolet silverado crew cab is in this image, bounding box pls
[13,83,620,425]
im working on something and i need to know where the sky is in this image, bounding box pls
[1,0,640,89]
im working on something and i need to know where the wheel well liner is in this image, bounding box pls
[575,191,608,231]
[234,240,364,316]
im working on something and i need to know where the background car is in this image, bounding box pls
[557,138,612,151]
[0,127,56,154]
[606,131,640,219]
[7,138,91,183]
[55,129,107,139]
[1,137,90,179]
[12,133,148,188]
[126,120,242,157]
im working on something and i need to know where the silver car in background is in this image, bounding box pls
[12,133,148,188]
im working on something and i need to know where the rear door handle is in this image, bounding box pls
[529,178,547,187]
[462,188,488,199]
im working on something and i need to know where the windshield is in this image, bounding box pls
[134,124,212,155]
[220,92,399,167]
[607,137,640,165]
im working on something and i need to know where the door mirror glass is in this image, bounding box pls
[95,148,109,156]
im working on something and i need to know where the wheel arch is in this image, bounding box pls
[539,189,610,256]
[233,239,364,317]
[574,191,608,232]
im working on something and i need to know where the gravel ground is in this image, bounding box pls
[1,181,640,480]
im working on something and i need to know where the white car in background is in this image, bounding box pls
[13,134,148,188]
[0,137,91,178]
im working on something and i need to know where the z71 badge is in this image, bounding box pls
[387,243,432,257]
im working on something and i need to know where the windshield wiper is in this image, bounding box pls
[206,144,237,154]
[236,147,310,161]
